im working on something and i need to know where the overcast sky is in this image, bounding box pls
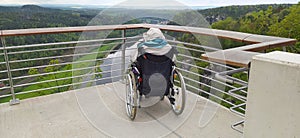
[1,0,299,6]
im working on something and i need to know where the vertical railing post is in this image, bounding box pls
[0,33,20,105]
[121,29,126,80]
[282,46,287,52]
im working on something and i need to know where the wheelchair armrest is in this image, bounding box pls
[131,62,141,75]
[132,67,140,75]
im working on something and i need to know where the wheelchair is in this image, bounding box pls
[125,51,186,120]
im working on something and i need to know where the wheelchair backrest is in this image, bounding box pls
[137,53,174,96]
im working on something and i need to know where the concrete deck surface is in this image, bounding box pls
[0,82,242,138]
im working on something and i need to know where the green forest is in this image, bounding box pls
[0,3,299,103]
[211,3,300,52]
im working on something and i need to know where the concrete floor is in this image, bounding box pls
[0,82,242,138]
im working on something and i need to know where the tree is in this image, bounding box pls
[238,6,278,34]
[28,68,42,94]
[28,68,43,80]
[28,68,39,76]
[44,59,60,93]
[44,59,59,72]
[212,17,239,31]
[268,3,300,53]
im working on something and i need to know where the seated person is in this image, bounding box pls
[131,28,176,102]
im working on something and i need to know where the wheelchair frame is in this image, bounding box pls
[125,63,186,120]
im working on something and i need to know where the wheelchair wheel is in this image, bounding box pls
[125,71,138,120]
[171,70,186,115]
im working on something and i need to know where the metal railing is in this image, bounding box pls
[0,24,296,133]
[0,34,138,102]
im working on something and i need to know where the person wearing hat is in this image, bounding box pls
[131,28,176,62]
[129,28,177,103]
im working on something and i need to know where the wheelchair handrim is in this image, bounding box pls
[171,71,186,115]
[125,72,137,120]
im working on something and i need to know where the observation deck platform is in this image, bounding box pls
[0,23,297,137]
[0,82,242,138]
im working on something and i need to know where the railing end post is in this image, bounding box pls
[121,29,126,80]
[9,98,20,105]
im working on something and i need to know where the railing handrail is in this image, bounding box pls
[0,24,296,45]
[1,24,296,68]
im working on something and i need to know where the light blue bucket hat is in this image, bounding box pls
[137,28,168,49]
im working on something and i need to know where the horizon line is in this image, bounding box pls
[0,3,296,7]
